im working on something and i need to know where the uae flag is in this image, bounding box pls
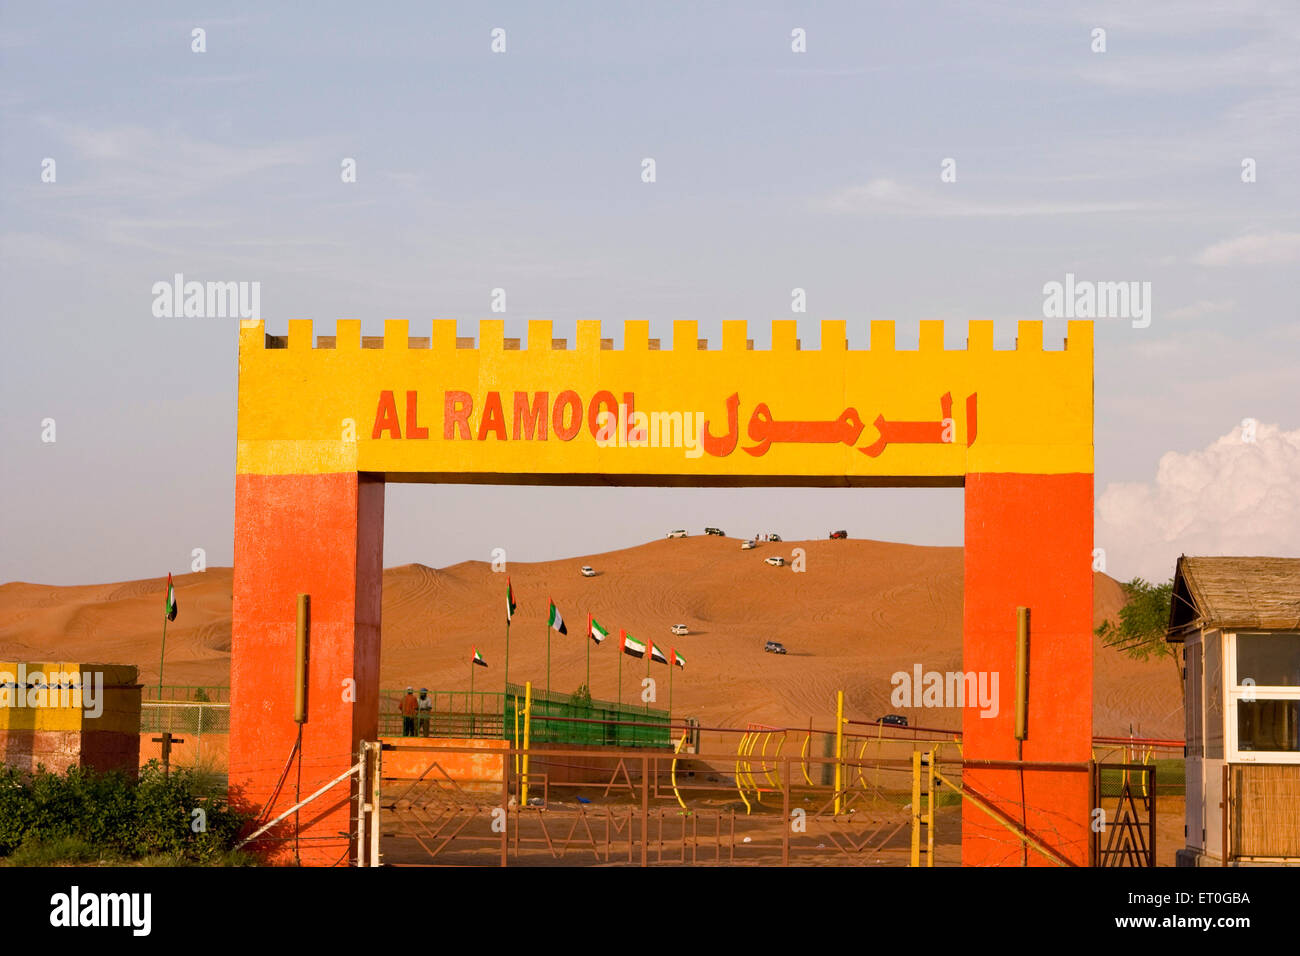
[471,648,488,667]
[649,641,668,665]
[588,615,609,645]
[672,649,686,670]
[548,599,568,635]
[621,631,646,659]
[506,577,517,625]
[164,573,178,622]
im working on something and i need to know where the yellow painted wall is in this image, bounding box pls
[0,662,140,733]
[236,319,1092,479]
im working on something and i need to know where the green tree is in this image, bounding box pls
[1096,577,1182,695]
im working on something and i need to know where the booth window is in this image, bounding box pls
[1232,632,1300,756]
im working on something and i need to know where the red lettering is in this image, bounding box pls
[444,391,473,439]
[405,391,428,439]
[553,390,582,441]
[513,391,548,440]
[587,390,619,439]
[372,390,401,439]
[477,391,507,441]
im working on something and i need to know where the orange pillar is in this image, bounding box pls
[962,472,1093,866]
[229,471,384,866]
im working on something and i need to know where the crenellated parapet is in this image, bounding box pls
[236,319,1092,481]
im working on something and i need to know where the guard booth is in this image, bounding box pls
[1168,556,1300,865]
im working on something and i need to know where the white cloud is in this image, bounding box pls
[1194,232,1300,266]
[1096,422,1300,581]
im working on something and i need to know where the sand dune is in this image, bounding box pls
[0,537,1182,738]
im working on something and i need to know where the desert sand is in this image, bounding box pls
[0,536,1183,738]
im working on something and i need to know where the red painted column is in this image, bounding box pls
[229,472,384,866]
[962,472,1093,866]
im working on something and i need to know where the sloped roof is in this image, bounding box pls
[1168,556,1300,640]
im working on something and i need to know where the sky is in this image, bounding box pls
[1,1,1297,585]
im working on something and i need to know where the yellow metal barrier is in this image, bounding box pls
[520,681,532,805]
[734,732,753,814]
[833,691,844,815]
[670,731,689,811]
[800,729,815,788]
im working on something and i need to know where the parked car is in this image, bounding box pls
[666,529,688,538]
[704,527,725,537]
[877,714,908,727]
[768,533,782,542]
[580,566,596,577]
[740,539,756,550]
[764,640,787,655]
[671,624,689,636]
[829,530,848,539]
[764,556,785,567]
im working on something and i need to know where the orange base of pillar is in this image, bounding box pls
[229,472,384,866]
[962,472,1093,866]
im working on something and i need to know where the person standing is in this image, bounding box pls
[416,687,432,736]
[400,686,418,737]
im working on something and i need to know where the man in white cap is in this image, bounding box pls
[416,687,432,736]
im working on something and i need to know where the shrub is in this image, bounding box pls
[0,761,252,865]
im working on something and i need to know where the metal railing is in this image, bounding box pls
[504,683,671,748]
[140,700,230,735]
[142,684,230,703]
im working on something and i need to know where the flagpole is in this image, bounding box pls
[617,631,623,707]
[669,647,674,718]
[504,619,511,696]
[158,614,168,697]
[585,612,591,693]
[470,655,475,737]
[546,614,551,700]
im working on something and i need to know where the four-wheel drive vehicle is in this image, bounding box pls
[740,539,756,550]
[829,530,848,539]
[763,640,787,655]
[877,714,908,727]
[666,529,688,538]
[580,566,596,577]
[704,527,725,536]
[764,556,785,567]
[671,624,689,636]
[767,533,782,542]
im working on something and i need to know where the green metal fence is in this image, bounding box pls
[377,686,672,748]
[504,683,671,748]
[379,689,506,739]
